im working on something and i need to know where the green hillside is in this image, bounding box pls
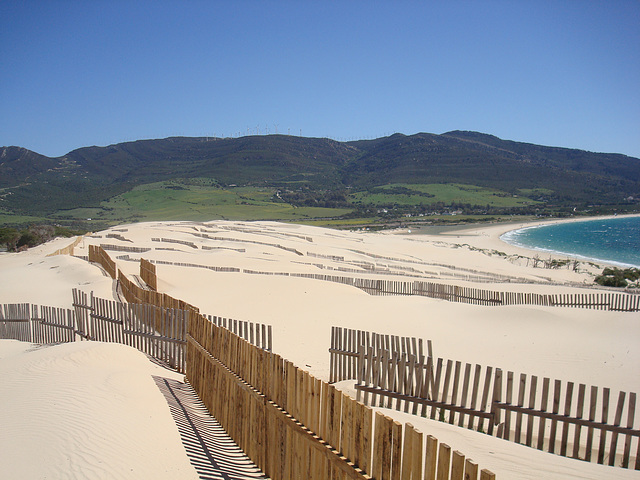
[1,132,638,228]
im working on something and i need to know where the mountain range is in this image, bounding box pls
[1,131,639,217]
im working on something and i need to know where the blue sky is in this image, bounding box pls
[1,1,639,158]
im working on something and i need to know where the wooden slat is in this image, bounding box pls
[537,378,550,451]
[502,371,514,441]
[430,358,444,420]
[572,384,586,459]
[450,451,465,480]
[597,387,610,464]
[479,470,496,480]
[622,392,636,468]
[464,459,478,480]
[608,391,626,466]
[401,423,423,480]
[525,375,538,447]
[458,364,472,428]
[391,419,402,480]
[514,373,527,444]
[436,443,451,480]
[560,382,574,456]
[424,435,438,480]
[449,361,462,425]
[585,385,598,462]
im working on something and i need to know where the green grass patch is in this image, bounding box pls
[351,183,541,207]
[517,187,554,197]
[292,217,380,227]
[57,181,352,223]
[0,213,51,227]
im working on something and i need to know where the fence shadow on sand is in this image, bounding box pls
[153,376,269,480]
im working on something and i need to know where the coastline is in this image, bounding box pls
[498,214,640,268]
[405,213,640,269]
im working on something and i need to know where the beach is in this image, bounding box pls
[1,217,638,479]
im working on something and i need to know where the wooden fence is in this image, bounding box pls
[31,305,76,344]
[187,313,496,479]
[206,314,272,351]
[98,246,639,312]
[140,257,157,291]
[367,279,640,312]
[89,246,273,352]
[0,303,33,341]
[0,303,75,344]
[73,289,188,372]
[0,292,189,373]
[47,235,84,257]
[88,244,117,279]
[241,268,640,312]
[329,326,433,384]
[100,243,151,253]
[118,268,199,313]
[1,246,498,479]
[330,326,640,470]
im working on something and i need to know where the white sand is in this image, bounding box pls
[1,218,638,479]
[0,340,198,479]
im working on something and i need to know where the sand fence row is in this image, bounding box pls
[330,326,640,471]
[3,244,499,479]
[187,308,497,480]
[91,236,640,311]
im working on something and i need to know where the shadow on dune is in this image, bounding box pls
[154,376,269,480]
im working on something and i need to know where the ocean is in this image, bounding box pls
[500,215,640,268]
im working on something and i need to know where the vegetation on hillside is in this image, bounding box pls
[1,132,638,228]
[0,225,83,251]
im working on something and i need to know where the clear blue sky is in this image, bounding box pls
[1,1,639,158]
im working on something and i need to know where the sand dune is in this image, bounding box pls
[1,218,638,479]
[0,340,199,479]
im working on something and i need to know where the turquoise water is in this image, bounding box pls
[501,216,640,268]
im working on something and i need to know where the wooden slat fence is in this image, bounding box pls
[149,259,241,273]
[31,305,76,344]
[1,304,75,344]
[118,268,199,313]
[242,268,640,312]
[347,335,640,470]
[187,312,496,480]
[47,235,84,257]
[181,233,304,256]
[206,314,272,351]
[88,244,117,279]
[140,257,157,291]
[151,237,198,249]
[0,303,32,341]
[72,289,188,373]
[99,243,151,253]
[2,247,497,479]
[87,247,271,354]
[329,325,432,384]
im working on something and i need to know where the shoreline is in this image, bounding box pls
[401,213,640,269]
[499,214,640,268]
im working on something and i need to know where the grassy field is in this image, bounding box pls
[350,183,541,207]
[55,181,352,224]
[0,213,51,226]
[0,180,545,230]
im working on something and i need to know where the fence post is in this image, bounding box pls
[489,369,502,436]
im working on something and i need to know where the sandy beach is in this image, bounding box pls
[1,217,638,479]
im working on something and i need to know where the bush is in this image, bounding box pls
[595,267,640,288]
[0,224,82,251]
[0,227,20,251]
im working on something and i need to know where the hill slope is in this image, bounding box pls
[1,132,638,217]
